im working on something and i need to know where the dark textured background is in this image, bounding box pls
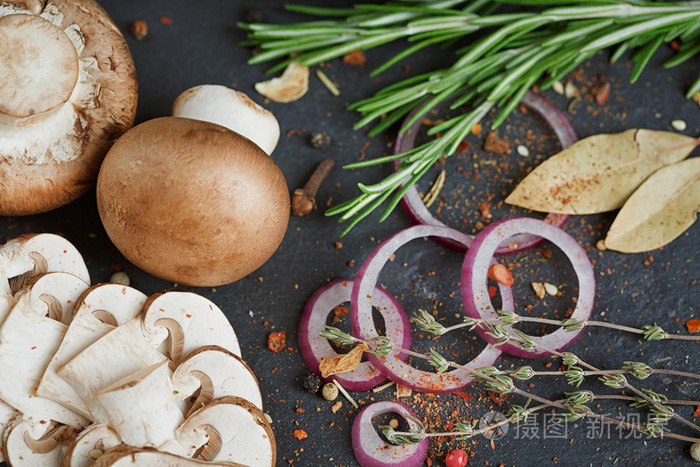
[3,1,699,465]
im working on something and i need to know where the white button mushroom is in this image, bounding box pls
[96,117,290,287]
[172,85,281,156]
[0,0,137,215]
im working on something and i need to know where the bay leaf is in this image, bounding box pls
[604,157,700,253]
[505,129,698,214]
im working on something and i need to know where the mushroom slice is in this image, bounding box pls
[172,345,262,415]
[0,233,89,293]
[37,283,147,418]
[3,415,79,467]
[0,272,89,428]
[58,316,166,424]
[254,61,309,103]
[91,445,245,467]
[0,0,137,215]
[170,396,275,467]
[95,360,183,447]
[63,423,122,467]
[172,85,280,155]
[142,291,241,363]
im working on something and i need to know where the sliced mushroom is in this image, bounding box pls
[167,396,275,467]
[37,283,147,418]
[0,402,18,463]
[63,423,122,467]
[91,444,246,467]
[58,316,166,424]
[172,345,262,415]
[95,360,183,447]
[0,272,89,428]
[142,291,241,363]
[3,415,79,467]
[172,85,280,155]
[0,0,137,215]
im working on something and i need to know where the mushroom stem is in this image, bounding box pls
[193,424,223,462]
[292,158,334,216]
[155,317,186,364]
[186,370,214,419]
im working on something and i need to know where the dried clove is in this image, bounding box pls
[292,158,334,216]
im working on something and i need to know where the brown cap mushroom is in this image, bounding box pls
[0,0,137,215]
[96,117,290,286]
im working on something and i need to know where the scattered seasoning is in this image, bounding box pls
[423,170,446,208]
[531,282,546,299]
[292,158,335,216]
[552,80,564,95]
[321,383,339,401]
[396,384,412,398]
[487,390,508,406]
[516,145,530,157]
[110,271,130,286]
[88,449,103,460]
[483,132,512,155]
[332,379,358,409]
[267,331,286,353]
[389,418,399,429]
[301,373,321,394]
[315,69,340,96]
[487,264,514,287]
[671,119,687,131]
[159,16,173,25]
[591,80,610,105]
[564,80,578,98]
[693,92,700,107]
[331,401,343,413]
[342,50,366,66]
[686,320,700,333]
[693,405,700,417]
[309,131,332,149]
[293,429,308,440]
[596,239,607,251]
[129,21,148,40]
[334,241,343,249]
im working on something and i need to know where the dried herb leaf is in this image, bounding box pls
[255,61,309,103]
[604,157,700,253]
[506,130,698,214]
[319,342,368,378]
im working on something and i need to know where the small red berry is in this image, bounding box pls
[445,448,468,467]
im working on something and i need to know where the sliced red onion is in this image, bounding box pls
[299,279,412,392]
[461,217,595,358]
[394,91,577,255]
[352,401,428,467]
[351,225,504,393]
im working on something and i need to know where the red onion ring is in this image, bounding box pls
[299,279,412,392]
[394,91,577,255]
[351,225,504,393]
[461,217,595,358]
[352,401,428,467]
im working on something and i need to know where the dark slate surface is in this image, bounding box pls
[2,1,699,465]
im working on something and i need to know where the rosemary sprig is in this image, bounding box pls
[244,1,700,235]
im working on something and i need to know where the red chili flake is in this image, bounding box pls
[670,40,680,51]
[686,320,700,333]
[487,390,508,406]
[471,122,482,135]
[591,81,610,105]
[292,429,308,440]
[487,264,514,287]
[342,50,366,66]
[346,260,355,268]
[456,139,470,153]
[31,346,37,350]
[487,286,497,299]
[332,305,348,323]
[159,16,173,25]
[483,132,511,155]
[452,390,473,401]
[267,331,286,352]
[295,407,305,414]
[334,241,343,249]
[693,406,700,417]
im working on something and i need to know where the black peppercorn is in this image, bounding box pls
[309,131,331,149]
[301,372,321,393]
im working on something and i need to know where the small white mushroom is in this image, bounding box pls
[91,444,246,466]
[172,85,280,155]
[172,345,263,415]
[142,291,241,363]
[57,316,167,424]
[62,423,122,467]
[95,360,184,447]
[37,283,147,418]
[0,272,89,428]
[166,396,275,466]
